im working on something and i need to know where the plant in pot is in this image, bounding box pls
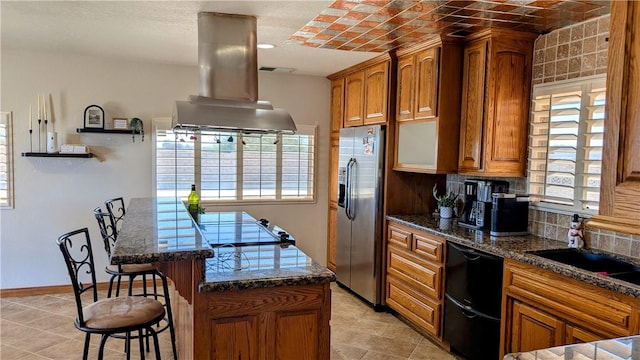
[433,184,458,219]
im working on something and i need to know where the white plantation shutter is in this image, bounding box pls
[201,132,237,200]
[528,75,605,213]
[281,127,315,199]
[242,133,277,199]
[154,120,316,202]
[0,112,13,209]
[155,122,195,199]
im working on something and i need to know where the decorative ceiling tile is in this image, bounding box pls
[290,0,609,51]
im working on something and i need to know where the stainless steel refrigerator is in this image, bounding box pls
[336,125,385,308]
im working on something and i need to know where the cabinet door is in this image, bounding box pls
[327,205,337,272]
[395,120,437,172]
[483,38,532,176]
[510,301,565,353]
[364,62,389,125]
[274,310,321,360]
[591,0,640,234]
[396,54,416,122]
[344,71,364,127]
[415,46,440,120]
[458,39,487,172]
[328,134,339,205]
[210,315,259,359]
[330,78,345,132]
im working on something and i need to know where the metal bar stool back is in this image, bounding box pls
[57,228,165,360]
[94,206,178,359]
[104,197,126,235]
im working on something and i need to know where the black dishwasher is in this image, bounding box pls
[443,242,504,360]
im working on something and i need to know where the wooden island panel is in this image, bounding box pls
[193,283,331,360]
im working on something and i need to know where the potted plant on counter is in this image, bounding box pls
[433,184,458,219]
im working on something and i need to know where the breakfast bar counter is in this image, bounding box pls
[112,197,335,360]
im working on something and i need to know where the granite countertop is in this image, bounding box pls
[504,335,640,359]
[387,214,640,298]
[200,243,336,292]
[112,197,334,292]
[111,197,214,264]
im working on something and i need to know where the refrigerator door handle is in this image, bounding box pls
[345,157,357,220]
[344,158,352,219]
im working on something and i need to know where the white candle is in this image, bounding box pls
[37,95,41,120]
[43,95,47,121]
[29,105,32,130]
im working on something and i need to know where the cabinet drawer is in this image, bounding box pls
[504,260,638,337]
[387,246,441,300]
[386,275,440,337]
[413,232,444,262]
[388,224,411,249]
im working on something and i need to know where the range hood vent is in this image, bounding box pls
[172,12,296,134]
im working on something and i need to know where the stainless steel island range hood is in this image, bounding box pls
[172,12,296,134]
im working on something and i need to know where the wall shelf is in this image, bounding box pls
[22,152,94,158]
[76,128,140,134]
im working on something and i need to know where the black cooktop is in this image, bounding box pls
[197,212,295,248]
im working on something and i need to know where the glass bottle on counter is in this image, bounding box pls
[188,184,199,220]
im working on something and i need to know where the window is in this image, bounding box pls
[528,75,605,214]
[0,112,13,209]
[154,119,316,203]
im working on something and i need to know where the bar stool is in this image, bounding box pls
[57,228,165,360]
[94,207,178,359]
[104,197,126,234]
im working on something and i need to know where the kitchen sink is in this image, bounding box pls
[528,248,640,285]
[609,271,640,285]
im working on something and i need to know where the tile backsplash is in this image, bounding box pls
[532,14,609,84]
[447,174,640,260]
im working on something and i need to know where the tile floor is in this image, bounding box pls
[1,283,456,359]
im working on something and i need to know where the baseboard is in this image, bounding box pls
[0,278,165,298]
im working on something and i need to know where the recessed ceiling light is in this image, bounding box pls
[257,43,276,49]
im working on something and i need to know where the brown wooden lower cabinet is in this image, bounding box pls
[385,221,444,340]
[163,259,332,360]
[501,259,640,358]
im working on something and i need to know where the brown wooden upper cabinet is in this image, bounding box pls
[393,37,463,174]
[330,54,391,128]
[458,29,536,177]
[330,78,344,134]
[588,0,640,235]
[344,70,365,127]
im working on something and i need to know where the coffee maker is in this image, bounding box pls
[459,179,509,230]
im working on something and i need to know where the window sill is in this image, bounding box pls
[198,198,317,207]
[528,201,597,219]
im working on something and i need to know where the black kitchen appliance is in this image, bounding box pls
[443,242,504,360]
[491,194,530,236]
[459,180,509,230]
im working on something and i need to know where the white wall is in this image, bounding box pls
[0,48,330,289]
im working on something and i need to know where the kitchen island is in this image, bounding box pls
[112,197,335,360]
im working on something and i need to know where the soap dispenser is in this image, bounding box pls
[567,214,584,248]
